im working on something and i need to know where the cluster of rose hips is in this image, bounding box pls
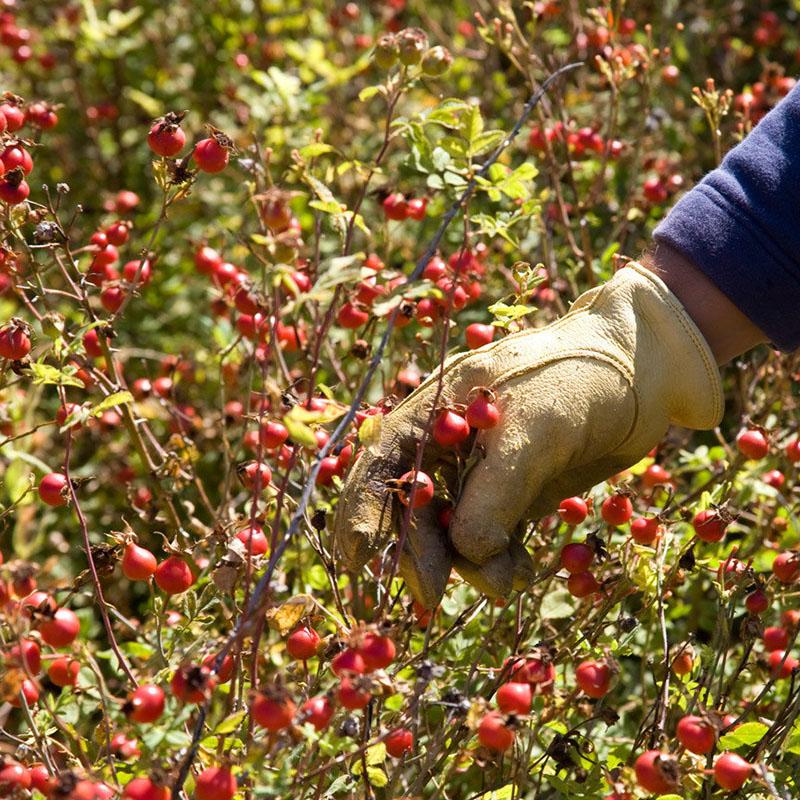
[0,9,58,68]
[528,121,623,161]
[371,26,452,77]
[0,93,56,206]
[147,112,232,174]
[249,625,412,757]
[735,69,796,125]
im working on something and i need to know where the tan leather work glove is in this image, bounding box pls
[333,262,724,607]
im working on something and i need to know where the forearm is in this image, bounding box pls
[640,243,768,365]
[653,82,800,353]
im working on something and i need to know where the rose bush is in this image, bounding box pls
[1,1,800,798]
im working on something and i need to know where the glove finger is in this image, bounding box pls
[449,359,637,563]
[397,503,453,609]
[453,550,514,597]
[333,440,403,570]
[334,351,495,571]
[451,538,534,597]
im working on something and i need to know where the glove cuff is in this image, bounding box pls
[613,262,724,429]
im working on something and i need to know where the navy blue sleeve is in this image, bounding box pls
[653,83,800,351]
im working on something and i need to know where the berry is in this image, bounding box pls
[300,695,334,730]
[465,323,495,349]
[433,409,470,447]
[786,438,800,463]
[259,421,289,449]
[122,543,158,581]
[203,652,235,683]
[1,144,33,174]
[331,648,366,676]
[477,712,515,751]
[634,750,679,794]
[39,607,80,648]
[83,328,106,358]
[692,509,727,543]
[122,777,169,800]
[676,715,715,754]
[10,678,40,707]
[195,246,223,275]
[575,659,612,698]
[601,494,633,526]
[630,516,661,546]
[287,625,320,660]
[337,301,369,329]
[123,258,152,285]
[337,677,371,709]
[171,663,217,703]
[382,193,408,221]
[105,221,130,246]
[154,556,194,594]
[0,762,31,793]
[100,285,125,312]
[29,764,55,795]
[736,428,768,459]
[39,472,69,506]
[358,632,396,671]
[496,681,532,714]
[124,684,165,723]
[0,103,25,131]
[558,496,588,525]
[560,543,594,574]
[7,638,41,674]
[714,753,751,791]
[193,137,230,173]
[0,175,29,204]
[567,570,599,598]
[773,552,800,583]
[0,322,30,360]
[235,524,269,556]
[252,691,296,730]
[768,649,798,679]
[397,470,435,508]
[745,588,769,615]
[671,647,694,676]
[406,197,427,220]
[385,727,414,757]
[48,656,80,687]
[195,767,236,800]
[240,461,272,492]
[465,393,500,430]
[147,118,186,157]
[642,463,672,488]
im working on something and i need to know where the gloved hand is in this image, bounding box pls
[333,262,723,607]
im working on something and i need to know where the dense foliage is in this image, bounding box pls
[1,1,800,798]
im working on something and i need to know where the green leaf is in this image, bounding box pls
[30,362,85,388]
[459,104,483,147]
[90,391,134,417]
[324,775,354,796]
[539,587,574,618]
[470,130,505,157]
[487,301,535,329]
[365,742,386,766]
[119,641,155,659]
[655,795,685,800]
[300,143,335,159]
[357,413,382,453]
[365,767,387,788]
[215,711,248,734]
[476,786,513,800]
[282,412,318,449]
[358,86,383,102]
[718,721,768,749]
